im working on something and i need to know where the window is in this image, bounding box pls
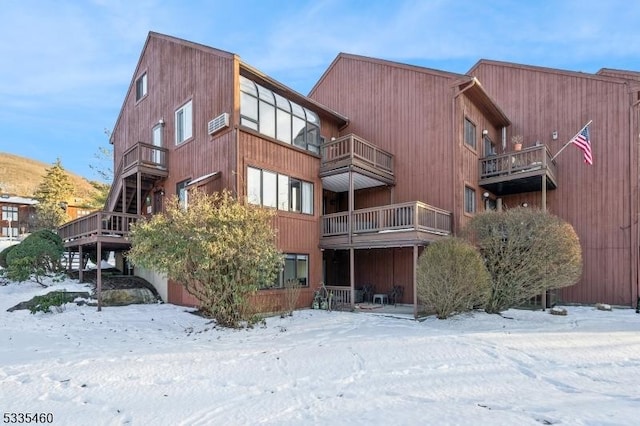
[177,179,190,208]
[247,167,262,205]
[464,186,476,214]
[288,179,313,213]
[485,198,497,211]
[175,100,193,145]
[247,166,313,215]
[76,209,92,217]
[2,227,18,238]
[266,253,309,289]
[464,117,476,149]
[240,76,321,154]
[278,174,289,211]
[2,205,18,221]
[135,73,147,101]
[262,170,277,208]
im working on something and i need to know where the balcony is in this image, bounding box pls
[122,142,169,180]
[479,146,558,196]
[320,134,394,192]
[320,201,452,249]
[106,142,169,214]
[58,211,139,249]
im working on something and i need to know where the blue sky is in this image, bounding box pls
[1,0,639,183]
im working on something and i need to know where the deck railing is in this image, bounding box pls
[321,201,451,237]
[123,142,168,173]
[58,211,140,243]
[321,134,393,174]
[479,145,557,180]
[324,286,352,308]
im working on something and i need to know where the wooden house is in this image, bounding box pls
[58,32,639,311]
[468,60,640,306]
[0,194,37,238]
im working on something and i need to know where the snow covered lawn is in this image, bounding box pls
[1,278,639,425]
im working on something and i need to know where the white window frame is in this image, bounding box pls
[2,205,18,221]
[136,72,147,101]
[175,100,193,145]
[247,166,313,215]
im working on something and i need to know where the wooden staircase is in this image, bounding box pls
[106,142,169,215]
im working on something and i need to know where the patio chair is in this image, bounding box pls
[388,285,404,306]
[360,284,374,303]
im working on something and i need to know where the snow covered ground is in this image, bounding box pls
[1,278,639,426]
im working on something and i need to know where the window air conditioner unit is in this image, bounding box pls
[207,113,230,135]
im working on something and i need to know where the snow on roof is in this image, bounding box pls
[0,194,38,205]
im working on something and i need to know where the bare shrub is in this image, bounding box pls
[464,207,582,314]
[283,279,302,316]
[416,238,490,319]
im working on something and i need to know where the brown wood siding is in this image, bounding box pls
[456,94,503,230]
[238,130,324,299]
[472,62,638,306]
[111,35,237,196]
[310,56,457,217]
[353,248,415,304]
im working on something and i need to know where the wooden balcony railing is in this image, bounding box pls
[321,134,394,175]
[58,211,140,243]
[479,145,557,181]
[123,142,168,173]
[321,201,452,238]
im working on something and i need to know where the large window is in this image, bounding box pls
[2,205,18,221]
[135,73,147,101]
[247,166,313,215]
[464,186,476,214]
[464,117,476,149]
[240,76,321,154]
[175,100,193,145]
[266,253,309,289]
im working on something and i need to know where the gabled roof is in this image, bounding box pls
[310,52,467,96]
[111,32,348,141]
[468,59,633,85]
[311,52,510,127]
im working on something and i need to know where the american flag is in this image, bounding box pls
[572,124,593,165]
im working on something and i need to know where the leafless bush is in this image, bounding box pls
[464,207,582,314]
[416,238,490,319]
[283,279,302,316]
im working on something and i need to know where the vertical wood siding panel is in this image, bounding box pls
[473,62,636,305]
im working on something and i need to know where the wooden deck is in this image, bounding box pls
[58,211,140,249]
[478,145,558,195]
[320,201,452,249]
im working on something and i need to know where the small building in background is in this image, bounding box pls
[0,194,38,238]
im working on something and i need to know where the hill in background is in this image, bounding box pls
[0,152,100,206]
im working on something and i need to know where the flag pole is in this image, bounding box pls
[550,120,592,162]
